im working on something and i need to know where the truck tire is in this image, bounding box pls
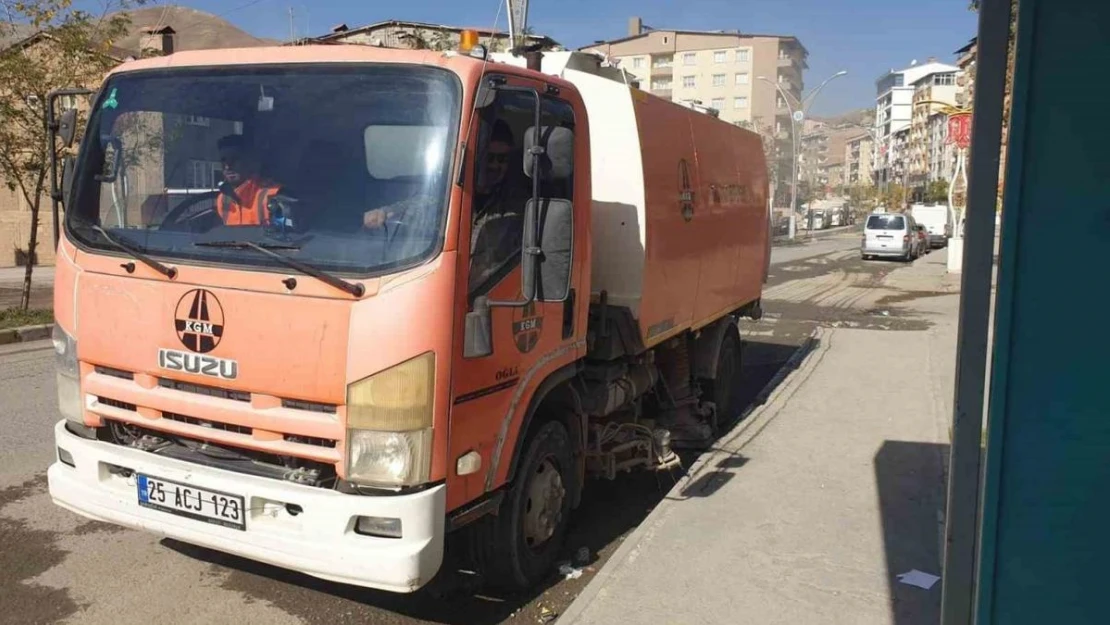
[473,420,573,591]
[703,324,744,427]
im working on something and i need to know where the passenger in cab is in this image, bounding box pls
[216,134,282,226]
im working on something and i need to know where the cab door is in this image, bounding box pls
[446,76,584,512]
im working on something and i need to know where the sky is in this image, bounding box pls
[90,0,979,116]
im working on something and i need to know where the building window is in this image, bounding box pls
[711,98,725,110]
[185,115,210,127]
[735,72,749,86]
[652,55,673,68]
[934,73,956,86]
[683,52,696,66]
[713,50,727,63]
[683,75,696,89]
[736,49,750,63]
[734,96,749,109]
[187,160,221,189]
[712,74,726,87]
[651,78,673,90]
[632,57,644,69]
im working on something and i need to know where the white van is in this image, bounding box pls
[910,203,952,248]
[862,212,919,261]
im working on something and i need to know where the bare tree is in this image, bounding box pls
[0,0,143,310]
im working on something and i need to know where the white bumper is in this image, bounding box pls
[47,421,445,593]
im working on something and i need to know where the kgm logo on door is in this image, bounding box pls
[159,289,238,380]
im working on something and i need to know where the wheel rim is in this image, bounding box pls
[522,456,566,549]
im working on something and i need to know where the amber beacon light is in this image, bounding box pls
[459,29,479,53]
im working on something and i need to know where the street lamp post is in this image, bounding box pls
[758,70,848,240]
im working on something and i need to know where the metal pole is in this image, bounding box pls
[940,0,1013,621]
[760,70,847,240]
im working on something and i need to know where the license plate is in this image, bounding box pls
[137,474,246,531]
[877,234,892,239]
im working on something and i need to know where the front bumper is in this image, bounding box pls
[47,421,445,593]
[928,234,948,247]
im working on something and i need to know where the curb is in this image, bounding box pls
[773,225,862,245]
[0,323,54,346]
[557,326,830,625]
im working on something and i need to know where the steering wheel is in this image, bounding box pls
[159,191,219,232]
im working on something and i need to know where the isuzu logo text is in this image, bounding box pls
[158,349,239,380]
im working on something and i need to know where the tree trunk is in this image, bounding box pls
[19,174,46,311]
[20,204,39,311]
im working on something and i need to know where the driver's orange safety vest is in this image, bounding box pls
[216,179,281,226]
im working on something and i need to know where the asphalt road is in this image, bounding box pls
[0,232,877,625]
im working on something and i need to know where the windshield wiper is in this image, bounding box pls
[194,240,365,297]
[91,225,178,279]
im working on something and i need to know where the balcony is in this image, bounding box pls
[652,89,673,101]
[650,64,674,76]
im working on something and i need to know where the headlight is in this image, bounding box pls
[53,325,82,423]
[346,352,435,487]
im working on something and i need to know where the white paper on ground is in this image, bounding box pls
[897,569,941,590]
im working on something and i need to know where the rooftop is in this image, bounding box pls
[582,26,808,57]
[312,18,560,48]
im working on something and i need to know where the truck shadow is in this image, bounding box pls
[874,440,950,625]
[160,334,810,624]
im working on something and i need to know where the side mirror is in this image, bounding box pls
[58,108,79,148]
[522,126,574,182]
[464,296,493,358]
[61,156,75,205]
[528,198,573,301]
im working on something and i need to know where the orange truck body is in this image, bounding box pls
[46,44,769,593]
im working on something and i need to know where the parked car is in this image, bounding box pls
[861,212,919,261]
[913,224,929,256]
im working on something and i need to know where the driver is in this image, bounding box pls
[360,119,520,238]
[215,134,282,226]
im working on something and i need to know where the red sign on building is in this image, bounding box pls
[948,112,973,149]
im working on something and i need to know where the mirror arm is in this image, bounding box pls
[46,88,92,247]
[489,87,544,309]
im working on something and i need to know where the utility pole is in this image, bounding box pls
[288,6,295,43]
[506,0,529,50]
[758,69,848,240]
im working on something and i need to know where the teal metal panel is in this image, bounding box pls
[977,0,1110,623]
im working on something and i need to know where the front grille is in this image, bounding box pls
[97,397,136,411]
[159,378,250,402]
[95,366,134,380]
[281,398,338,414]
[283,434,338,449]
[163,412,253,436]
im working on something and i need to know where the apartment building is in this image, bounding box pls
[844,133,875,187]
[955,38,976,111]
[799,125,858,190]
[907,63,959,188]
[581,17,807,132]
[873,59,959,185]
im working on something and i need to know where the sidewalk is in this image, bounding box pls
[559,253,960,625]
[0,266,53,309]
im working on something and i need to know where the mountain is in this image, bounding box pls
[811,108,874,128]
[113,6,277,53]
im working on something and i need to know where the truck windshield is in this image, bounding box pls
[66,65,461,277]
